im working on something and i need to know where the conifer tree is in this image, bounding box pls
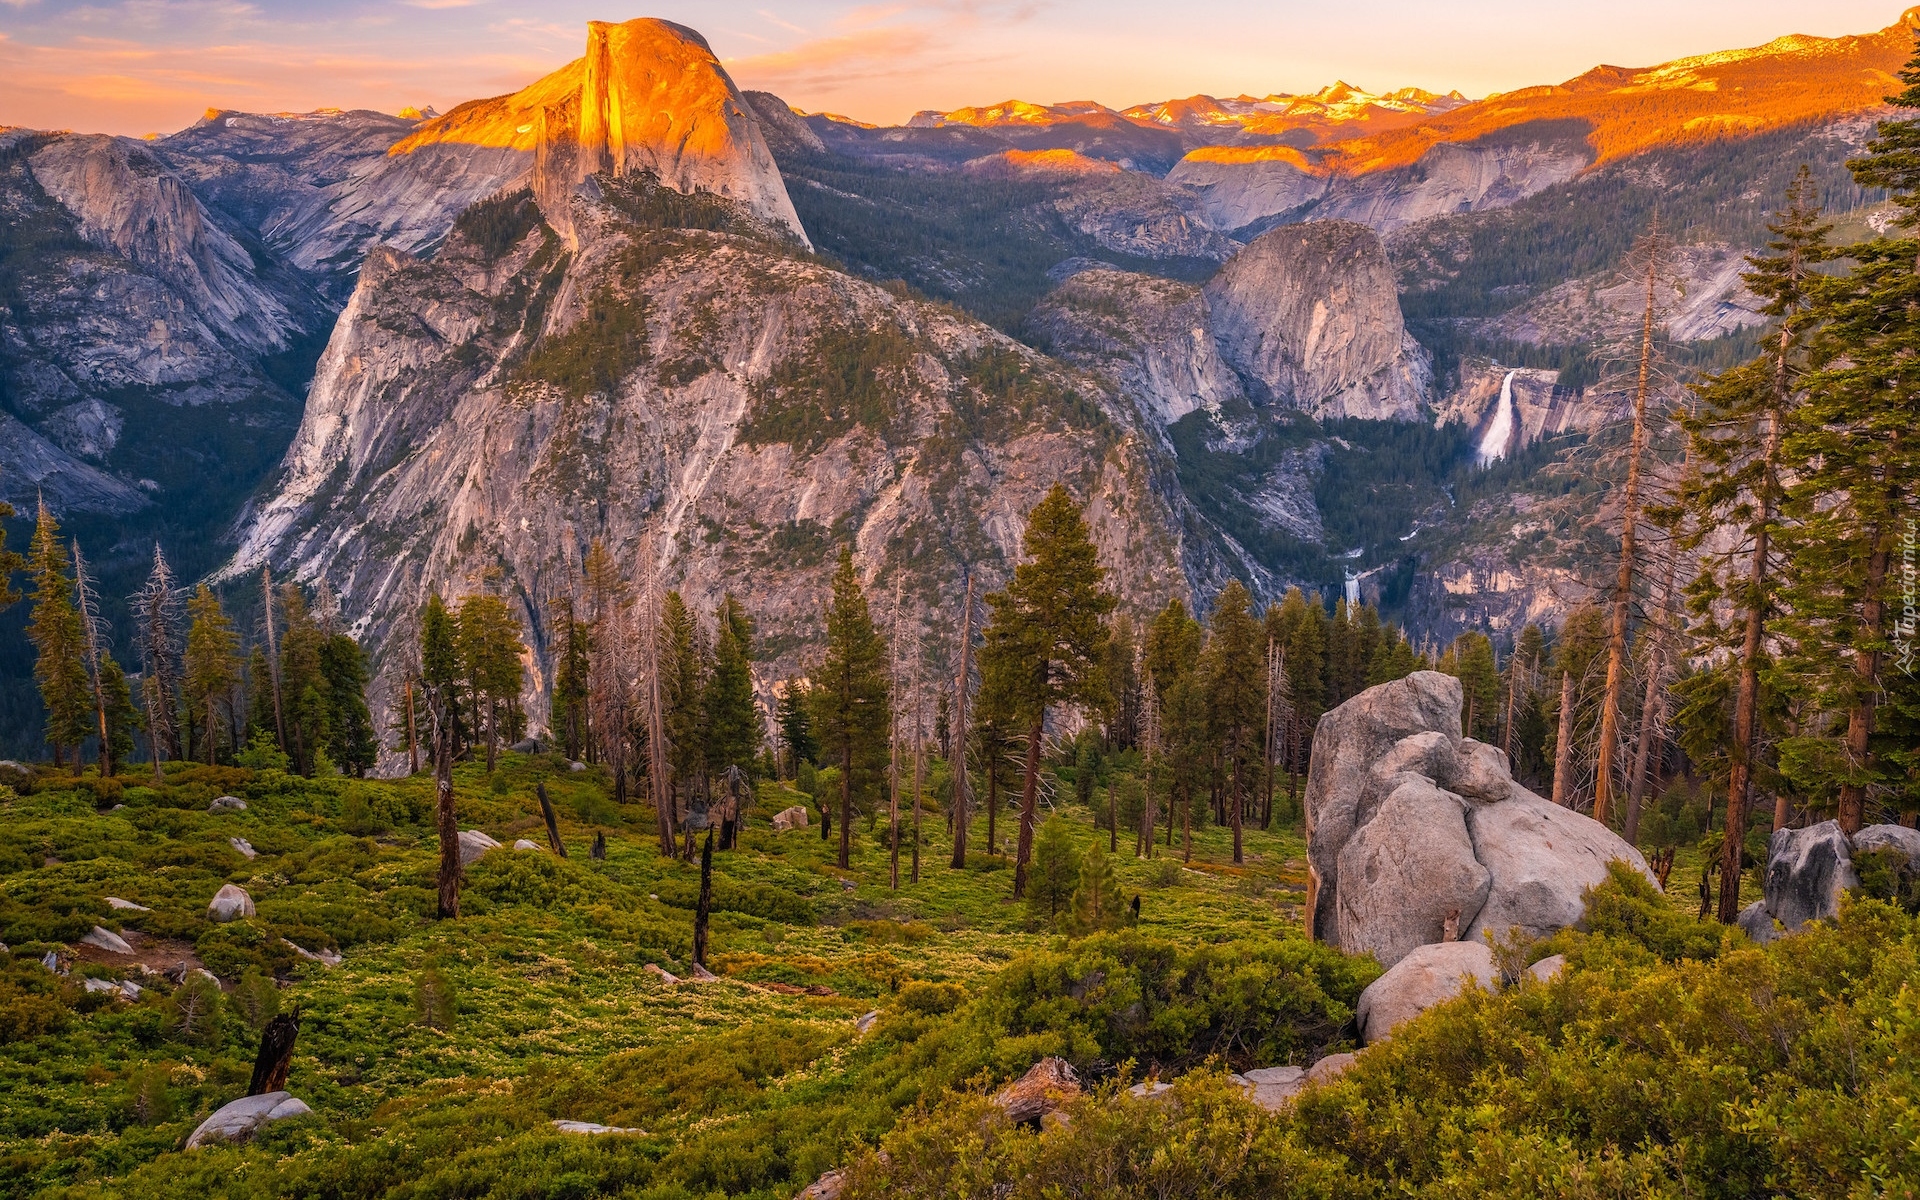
[551,595,591,761]
[182,585,240,766]
[132,546,183,778]
[1201,581,1262,864]
[457,593,526,772]
[278,586,329,775]
[979,486,1115,898]
[706,594,759,778]
[420,593,463,754]
[99,657,139,772]
[1069,839,1126,934]
[1774,43,1920,842]
[660,591,708,851]
[319,633,377,776]
[1146,597,1204,855]
[69,541,117,776]
[1025,816,1080,929]
[1679,168,1828,910]
[1438,632,1502,743]
[776,679,816,777]
[26,502,90,768]
[812,548,890,871]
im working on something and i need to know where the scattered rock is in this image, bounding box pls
[41,951,62,973]
[104,897,150,911]
[229,836,257,859]
[1765,821,1859,930]
[1126,1079,1174,1100]
[687,963,719,982]
[644,963,680,984]
[1305,1052,1356,1086]
[569,761,587,772]
[1737,901,1779,945]
[855,1010,881,1034]
[510,738,542,754]
[457,829,501,866]
[1462,789,1656,947]
[994,1057,1081,1124]
[1240,1064,1307,1111]
[798,1169,847,1200]
[1850,823,1920,860]
[550,1119,644,1135]
[207,795,247,812]
[281,938,342,967]
[82,977,142,999]
[772,805,809,831]
[185,1091,314,1149]
[1356,940,1497,1044]
[839,879,856,892]
[80,926,134,955]
[208,883,255,922]
[513,839,542,851]
[1524,954,1568,983]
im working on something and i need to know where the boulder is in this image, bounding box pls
[185,1091,313,1148]
[1304,671,1463,939]
[1334,775,1489,967]
[1462,787,1656,946]
[772,805,809,832]
[1851,823,1920,860]
[994,1057,1080,1124]
[550,1119,644,1135]
[1737,901,1779,945]
[105,897,150,911]
[1764,821,1859,930]
[80,926,134,954]
[1355,940,1496,1044]
[1127,1080,1174,1100]
[513,839,542,851]
[281,938,343,967]
[229,836,257,859]
[82,977,142,999]
[510,738,542,754]
[457,829,501,866]
[1240,1065,1307,1111]
[1305,1052,1356,1086]
[208,795,247,812]
[569,761,587,772]
[1524,954,1568,983]
[798,1170,847,1200]
[1450,739,1517,803]
[855,1009,881,1034]
[208,883,255,922]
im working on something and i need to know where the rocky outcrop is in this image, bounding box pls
[1355,940,1497,1043]
[186,1092,313,1148]
[1758,821,1861,931]
[772,806,810,831]
[1304,671,1654,964]
[1203,222,1430,420]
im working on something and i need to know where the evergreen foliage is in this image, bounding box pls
[811,549,891,869]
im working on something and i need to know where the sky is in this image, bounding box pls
[0,0,1906,137]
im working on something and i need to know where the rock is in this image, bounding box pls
[1240,1065,1307,1111]
[83,977,142,999]
[41,951,62,973]
[1450,739,1517,803]
[1335,774,1490,968]
[80,926,134,955]
[208,795,247,812]
[644,963,681,984]
[457,829,501,866]
[185,1091,314,1148]
[1305,1052,1356,1086]
[1851,823,1920,860]
[229,836,257,859]
[1737,901,1779,945]
[569,762,587,773]
[687,963,719,982]
[772,805,809,831]
[1524,954,1568,983]
[840,879,856,892]
[798,1169,847,1200]
[509,738,542,753]
[994,1057,1081,1124]
[105,896,150,911]
[281,938,343,967]
[1355,940,1497,1044]
[208,883,255,922]
[1303,671,1463,941]
[1462,787,1657,947]
[550,1119,644,1135]
[1127,1080,1174,1100]
[513,839,542,851]
[855,1010,881,1034]
[1202,220,1431,420]
[1764,821,1859,930]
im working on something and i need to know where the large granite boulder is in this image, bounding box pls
[457,830,501,867]
[1851,823,1920,861]
[772,805,809,832]
[1764,821,1859,930]
[208,884,255,922]
[1305,672,1651,967]
[1355,940,1497,1044]
[185,1091,313,1148]
[1304,671,1464,940]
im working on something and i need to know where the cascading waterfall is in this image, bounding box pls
[1477,370,1517,467]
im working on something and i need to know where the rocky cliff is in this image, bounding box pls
[227,176,1188,757]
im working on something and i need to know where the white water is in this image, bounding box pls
[1477,370,1517,467]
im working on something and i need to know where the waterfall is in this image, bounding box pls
[1477,370,1517,467]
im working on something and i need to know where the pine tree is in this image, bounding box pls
[775,678,817,777]
[660,591,708,852]
[979,486,1115,898]
[69,541,117,776]
[182,585,241,766]
[812,548,890,871]
[551,595,591,761]
[1101,610,1141,751]
[420,593,463,755]
[26,503,90,768]
[456,593,525,772]
[1201,581,1263,864]
[1774,42,1920,842]
[319,633,377,776]
[1438,631,1502,743]
[706,594,759,778]
[1677,168,1828,915]
[1025,816,1080,929]
[278,586,329,775]
[1069,839,1126,934]
[99,657,139,772]
[132,546,183,778]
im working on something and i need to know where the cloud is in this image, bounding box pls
[406,0,479,8]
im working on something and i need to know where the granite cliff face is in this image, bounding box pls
[227,179,1189,756]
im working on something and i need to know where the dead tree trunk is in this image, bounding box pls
[950,573,974,870]
[1551,671,1575,809]
[247,1012,299,1096]
[693,827,714,968]
[435,714,460,920]
[537,781,567,857]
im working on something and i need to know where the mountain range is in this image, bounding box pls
[0,8,1913,758]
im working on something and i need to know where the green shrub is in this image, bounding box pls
[169,974,223,1044]
[235,730,290,773]
[1025,818,1080,928]
[414,967,456,1030]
